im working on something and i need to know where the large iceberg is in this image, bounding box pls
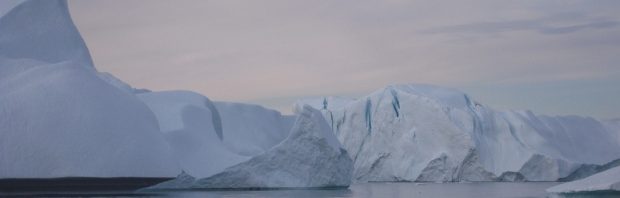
[547,166,620,194]
[0,0,179,178]
[0,0,353,187]
[146,105,353,189]
[296,84,620,182]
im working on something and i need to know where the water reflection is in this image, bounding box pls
[155,182,559,198]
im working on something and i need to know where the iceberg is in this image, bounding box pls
[193,105,352,189]
[0,0,353,184]
[0,0,179,178]
[476,111,620,181]
[547,166,620,194]
[145,105,353,189]
[296,84,620,182]
[297,85,497,182]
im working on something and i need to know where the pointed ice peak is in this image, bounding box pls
[0,0,94,67]
[294,105,343,151]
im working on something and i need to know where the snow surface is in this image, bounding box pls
[296,84,620,182]
[0,0,179,178]
[137,91,249,178]
[146,105,353,189]
[215,102,295,156]
[547,166,620,193]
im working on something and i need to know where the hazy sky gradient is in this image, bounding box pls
[68,0,620,118]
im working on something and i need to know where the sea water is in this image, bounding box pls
[5,182,620,198]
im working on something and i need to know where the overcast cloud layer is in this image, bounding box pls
[67,0,620,118]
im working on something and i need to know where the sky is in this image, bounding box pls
[67,0,620,118]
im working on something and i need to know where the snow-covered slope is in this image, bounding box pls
[145,105,353,189]
[0,0,179,178]
[296,84,620,182]
[215,102,295,156]
[137,91,249,179]
[547,166,620,194]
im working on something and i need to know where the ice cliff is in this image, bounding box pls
[296,84,620,182]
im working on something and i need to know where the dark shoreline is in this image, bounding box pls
[0,177,173,193]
